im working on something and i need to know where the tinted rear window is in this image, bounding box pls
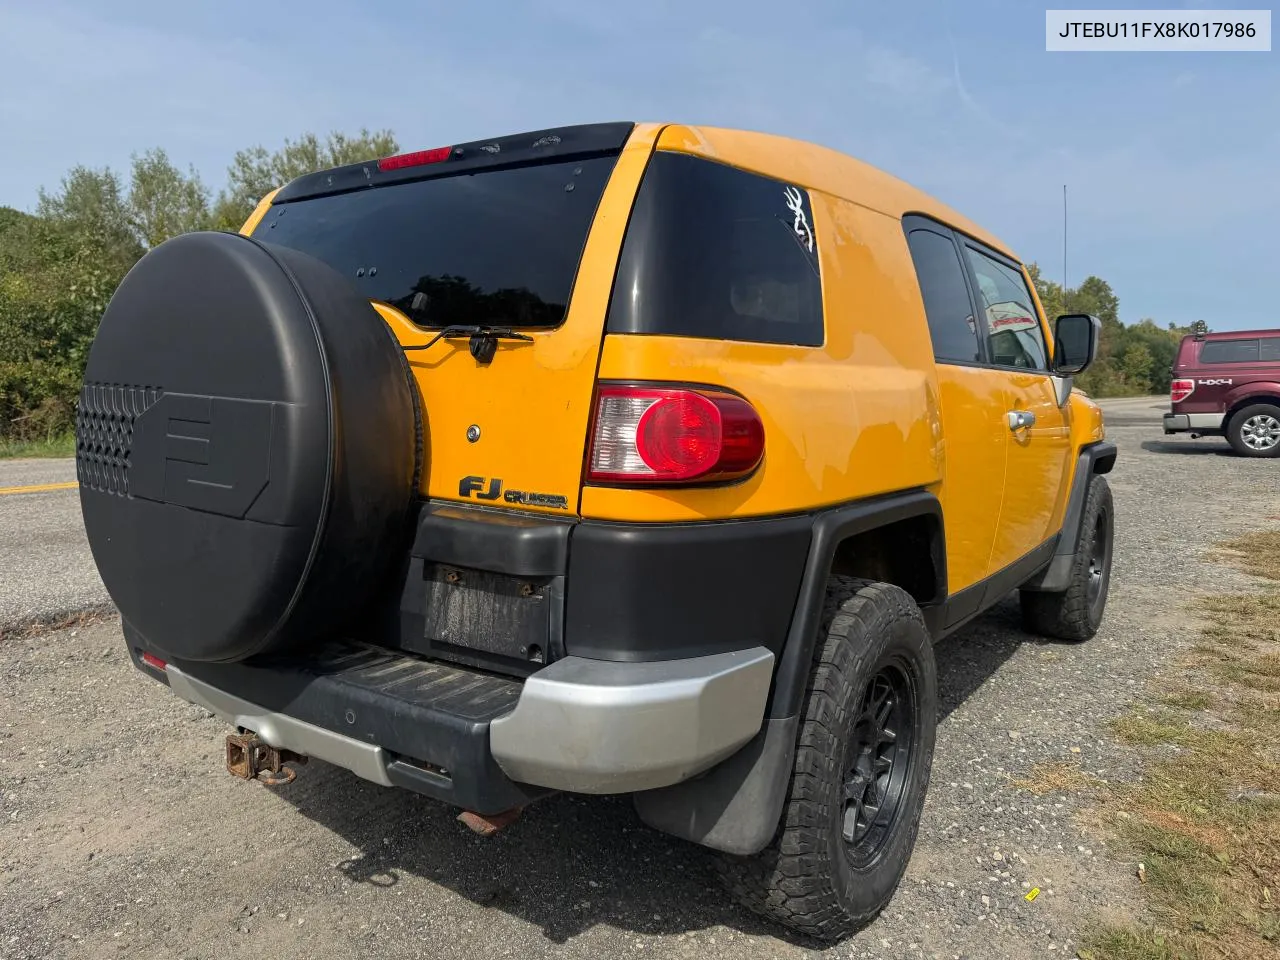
[905,226,982,364]
[1200,338,1260,363]
[252,156,617,328]
[606,152,823,346]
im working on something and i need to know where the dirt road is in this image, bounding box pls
[2,404,1275,960]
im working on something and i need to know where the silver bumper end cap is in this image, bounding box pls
[489,646,774,794]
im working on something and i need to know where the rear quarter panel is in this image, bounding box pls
[581,189,943,522]
[1223,380,1280,416]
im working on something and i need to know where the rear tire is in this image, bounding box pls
[717,578,937,941]
[1226,403,1280,458]
[1020,474,1113,642]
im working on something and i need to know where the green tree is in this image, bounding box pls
[0,214,127,439]
[1,129,400,440]
[1123,318,1188,394]
[211,128,398,230]
[1066,276,1123,365]
[1026,263,1064,321]
[1120,342,1155,393]
[128,148,211,248]
[36,165,142,274]
[0,206,35,237]
[1028,267,1190,398]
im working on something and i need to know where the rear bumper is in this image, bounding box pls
[489,647,773,793]
[1164,412,1223,433]
[169,666,396,787]
[151,642,772,808]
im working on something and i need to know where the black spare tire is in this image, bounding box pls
[77,230,419,663]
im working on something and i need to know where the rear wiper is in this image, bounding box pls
[402,324,534,364]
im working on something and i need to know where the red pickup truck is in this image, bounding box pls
[1163,328,1280,457]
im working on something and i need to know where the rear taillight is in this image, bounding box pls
[587,385,765,484]
[140,651,167,671]
[1171,378,1195,403]
[377,146,452,171]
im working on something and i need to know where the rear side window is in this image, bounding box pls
[961,247,1047,370]
[606,152,823,346]
[252,156,617,328]
[905,227,982,363]
[1200,338,1266,363]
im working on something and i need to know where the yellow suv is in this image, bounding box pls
[77,121,1115,940]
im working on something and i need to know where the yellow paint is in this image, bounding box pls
[989,371,1072,572]
[238,189,280,236]
[931,366,1008,591]
[243,121,1101,597]
[987,265,1100,571]
[376,124,666,516]
[0,481,78,496]
[583,192,942,524]
[653,124,1016,257]
[1025,887,1041,902]
[579,125,1084,596]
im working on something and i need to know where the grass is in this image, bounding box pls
[1159,691,1213,711]
[1084,532,1280,960]
[1082,927,1182,960]
[1013,760,1098,796]
[0,432,76,459]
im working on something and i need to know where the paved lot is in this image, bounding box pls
[2,400,1277,960]
[0,458,108,632]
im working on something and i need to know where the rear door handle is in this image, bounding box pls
[1007,410,1036,431]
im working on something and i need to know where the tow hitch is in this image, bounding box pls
[225,732,308,786]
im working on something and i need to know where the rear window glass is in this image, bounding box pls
[252,156,617,328]
[905,226,982,364]
[606,152,823,346]
[1200,339,1260,363]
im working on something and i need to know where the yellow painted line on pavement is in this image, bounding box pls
[0,481,79,496]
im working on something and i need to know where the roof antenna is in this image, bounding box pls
[1062,184,1068,292]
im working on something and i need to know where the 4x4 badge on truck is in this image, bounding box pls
[459,476,569,510]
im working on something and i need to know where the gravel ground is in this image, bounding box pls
[0,459,109,632]
[3,410,1277,960]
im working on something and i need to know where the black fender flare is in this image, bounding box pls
[768,488,945,719]
[633,487,944,855]
[1020,440,1117,593]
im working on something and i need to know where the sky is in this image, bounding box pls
[1,0,1277,331]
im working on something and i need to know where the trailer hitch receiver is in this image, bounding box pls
[226,732,308,786]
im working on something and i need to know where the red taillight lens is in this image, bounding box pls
[1171,378,1195,403]
[587,385,765,484]
[377,146,452,171]
[140,651,167,671]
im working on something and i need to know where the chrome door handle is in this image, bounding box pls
[1007,410,1036,431]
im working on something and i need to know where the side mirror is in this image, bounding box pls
[1052,314,1100,376]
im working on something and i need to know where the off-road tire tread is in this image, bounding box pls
[716,577,928,941]
[1019,475,1112,642]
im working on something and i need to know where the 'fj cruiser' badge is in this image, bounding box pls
[459,476,569,510]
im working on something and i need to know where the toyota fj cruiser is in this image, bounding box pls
[77,122,1115,940]
[1164,327,1280,456]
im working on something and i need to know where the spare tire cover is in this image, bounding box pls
[77,230,418,662]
